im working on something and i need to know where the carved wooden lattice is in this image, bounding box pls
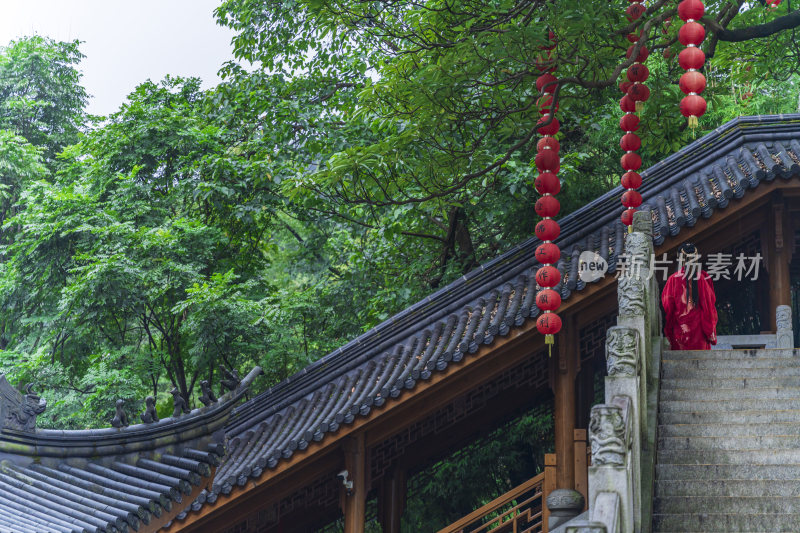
[579,312,618,368]
[369,347,549,482]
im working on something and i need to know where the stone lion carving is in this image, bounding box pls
[589,404,627,466]
[606,327,639,376]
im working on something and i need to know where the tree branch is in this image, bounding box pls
[703,9,800,42]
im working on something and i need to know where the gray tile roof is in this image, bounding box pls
[189,114,800,517]
[0,368,261,532]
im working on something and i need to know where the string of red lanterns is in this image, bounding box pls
[678,0,707,130]
[619,0,649,228]
[533,31,562,350]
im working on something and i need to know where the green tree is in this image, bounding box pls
[0,36,87,161]
[0,77,276,426]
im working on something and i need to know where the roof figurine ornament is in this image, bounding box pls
[219,365,241,392]
[0,376,47,433]
[171,387,191,418]
[200,379,219,406]
[141,394,160,423]
[111,398,130,428]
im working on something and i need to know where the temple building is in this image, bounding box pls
[1,113,800,532]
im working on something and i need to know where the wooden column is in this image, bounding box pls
[552,314,578,490]
[767,194,792,330]
[573,429,589,510]
[378,466,406,533]
[342,433,367,533]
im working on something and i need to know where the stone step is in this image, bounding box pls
[656,464,800,481]
[655,497,800,516]
[658,434,800,451]
[659,423,800,438]
[664,348,796,360]
[659,409,800,425]
[657,449,800,465]
[654,479,800,499]
[660,398,800,413]
[662,357,800,370]
[653,510,800,532]
[660,387,800,401]
[661,377,800,390]
[661,364,800,379]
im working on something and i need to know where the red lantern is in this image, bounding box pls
[679,22,706,46]
[626,45,650,62]
[620,133,642,152]
[535,149,560,172]
[628,83,650,103]
[535,172,561,195]
[678,47,705,70]
[619,80,633,94]
[620,95,637,113]
[535,243,561,264]
[620,113,640,132]
[680,94,707,117]
[536,312,562,335]
[678,0,705,21]
[622,190,643,208]
[626,3,646,21]
[537,136,560,152]
[536,289,562,311]
[621,209,635,226]
[627,64,650,83]
[536,266,561,288]
[535,219,560,241]
[537,94,559,115]
[536,73,558,92]
[663,47,673,59]
[621,152,642,171]
[537,117,560,135]
[535,195,561,218]
[621,171,642,189]
[679,71,707,94]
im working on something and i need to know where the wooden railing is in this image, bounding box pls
[437,472,545,533]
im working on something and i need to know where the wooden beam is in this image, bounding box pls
[553,314,578,490]
[343,434,367,533]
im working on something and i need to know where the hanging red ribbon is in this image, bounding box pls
[534,31,562,347]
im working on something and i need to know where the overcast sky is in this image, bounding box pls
[0,0,239,116]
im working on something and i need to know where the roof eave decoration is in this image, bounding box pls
[0,366,262,533]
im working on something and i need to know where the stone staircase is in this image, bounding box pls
[653,348,800,532]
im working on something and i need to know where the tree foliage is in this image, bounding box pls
[0,0,799,518]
